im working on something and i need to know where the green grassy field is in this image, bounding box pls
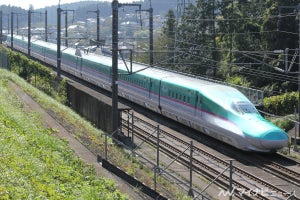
[0,69,128,199]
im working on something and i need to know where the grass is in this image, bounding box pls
[0,69,128,199]
[0,69,191,199]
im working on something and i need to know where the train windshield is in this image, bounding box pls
[231,101,258,114]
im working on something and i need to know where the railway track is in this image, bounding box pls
[121,111,300,200]
[10,41,299,199]
[255,155,300,188]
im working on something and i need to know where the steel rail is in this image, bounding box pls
[122,115,300,200]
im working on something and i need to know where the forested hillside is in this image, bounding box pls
[0,0,182,25]
[2,0,300,101]
[154,0,300,101]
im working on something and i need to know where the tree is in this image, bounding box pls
[163,9,176,39]
[175,0,219,75]
[135,9,178,68]
[217,0,265,79]
[260,0,299,90]
[262,0,299,51]
[160,9,176,68]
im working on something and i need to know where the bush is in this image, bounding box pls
[225,75,251,87]
[263,92,298,115]
[8,49,66,104]
[272,117,295,131]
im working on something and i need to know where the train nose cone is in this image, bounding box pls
[259,130,289,150]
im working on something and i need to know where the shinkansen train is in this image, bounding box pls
[6,35,289,152]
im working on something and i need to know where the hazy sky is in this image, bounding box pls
[0,0,136,10]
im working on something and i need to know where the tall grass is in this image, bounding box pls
[0,69,128,199]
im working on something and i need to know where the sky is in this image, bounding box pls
[0,0,136,10]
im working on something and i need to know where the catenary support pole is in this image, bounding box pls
[28,10,31,56]
[0,11,2,44]
[188,141,194,197]
[229,160,233,200]
[149,7,153,66]
[64,11,68,47]
[156,125,160,170]
[96,8,100,47]
[298,4,300,138]
[10,12,13,49]
[45,10,48,42]
[112,0,119,136]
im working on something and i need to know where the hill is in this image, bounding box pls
[0,0,190,27]
[0,69,128,199]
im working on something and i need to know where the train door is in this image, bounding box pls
[195,92,202,118]
[76,57,83,73]
[75,47,83,73]
[148,78,153,99]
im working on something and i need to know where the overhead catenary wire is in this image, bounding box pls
[135,39,300,83]
[117,2,300,91]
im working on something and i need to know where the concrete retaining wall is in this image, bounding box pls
[67,81,129,133]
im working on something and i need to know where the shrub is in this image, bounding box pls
[272,117,295,131]
[263,92,298,115]
[7,49,66,104]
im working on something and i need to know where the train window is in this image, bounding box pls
[232,102,258,114]
[176,93,178,99]
[187,97,190,103]
[183,96,186,102]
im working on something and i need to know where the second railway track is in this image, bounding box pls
[121,111,300,200]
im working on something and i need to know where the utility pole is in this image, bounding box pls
[57,5,74,78]
[45,10,48,42]
[138,6,154,66]
[229,0,234,76]
[15,13,23,35]
[149,6,153,66]
[7,14,9,34]
[174,0,192,65]
[11,12,22,39]
[88,6,100,47]
[297,4,300,139]
[0,11,2,44]
[57,6,62,77]
[28,10,46,56]
[112,0,120,135]
[63,10,74,47]
[16,14,19,35]
[212,0,217,77]
[1,13,10,35]
[0,12,9,44]
[11,12,13,49]
[188,141,194,197]
[64,11,68,47]
[111,0,141,135]
[28,10,31,56]
[279,4,300,138]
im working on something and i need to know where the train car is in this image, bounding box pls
[6,35,289,152]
